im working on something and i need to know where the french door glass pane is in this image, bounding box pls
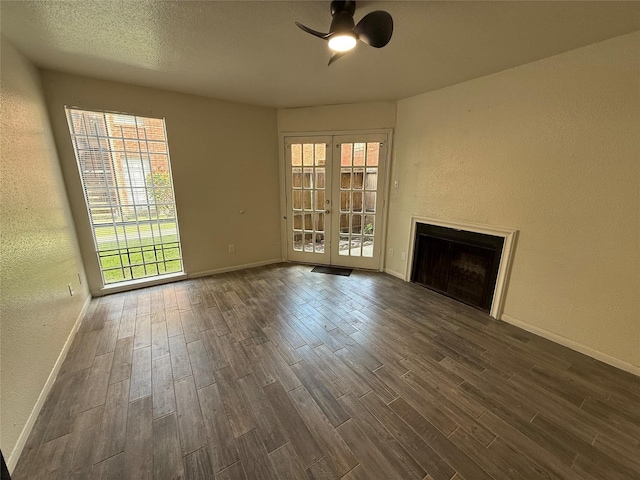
[66,108,183,284]
[290,142,326,254]
[339,142,380,258]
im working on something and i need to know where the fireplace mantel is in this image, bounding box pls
[406,216,518,319]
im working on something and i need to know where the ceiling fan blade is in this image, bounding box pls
[328,50,349,66]
[354,10,393,48]
[295,22,330,40]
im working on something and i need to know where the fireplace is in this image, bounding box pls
[411,223,505,312]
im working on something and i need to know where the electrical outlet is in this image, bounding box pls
[388,248,394,257]
[401,252,407,261]
[228,244,235,254]
[68,283,74,296]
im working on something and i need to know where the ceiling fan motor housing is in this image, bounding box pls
[331,1,356,17]
[330,11,356,34]
[330,1,356,34]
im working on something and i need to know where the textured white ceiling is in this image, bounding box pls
[2,1,639,108]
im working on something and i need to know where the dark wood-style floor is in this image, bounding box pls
[13,263,640,480]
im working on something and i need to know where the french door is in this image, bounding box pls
[284,133,388,270]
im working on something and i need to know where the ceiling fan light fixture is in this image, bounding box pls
[328,33,357,52]
[295,1,393,64]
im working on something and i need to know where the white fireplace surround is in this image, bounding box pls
[405,216,518,320]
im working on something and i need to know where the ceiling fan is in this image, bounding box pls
[295,0,393,65]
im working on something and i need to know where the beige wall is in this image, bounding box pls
[0,40,90,463]
[278,102,396,133]
[386,32,640,370]
[41,71,281,295]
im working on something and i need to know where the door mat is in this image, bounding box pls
[311,266,353,276]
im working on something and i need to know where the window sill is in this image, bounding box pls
[99,272,187,295]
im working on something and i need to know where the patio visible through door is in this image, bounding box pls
[284,133,388,270]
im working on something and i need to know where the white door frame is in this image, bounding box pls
[279,129,393,271]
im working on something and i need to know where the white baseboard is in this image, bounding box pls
[501,313,640,377]
[384,268,406,280]
[7,295,92,472]
[188,258,284,279]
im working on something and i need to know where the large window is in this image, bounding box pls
[66,108,183,285]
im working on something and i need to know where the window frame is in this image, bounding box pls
[65,107,184,286]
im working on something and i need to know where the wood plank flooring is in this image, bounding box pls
[13,263,640,479]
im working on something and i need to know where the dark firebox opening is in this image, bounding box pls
[411,224,504,312]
